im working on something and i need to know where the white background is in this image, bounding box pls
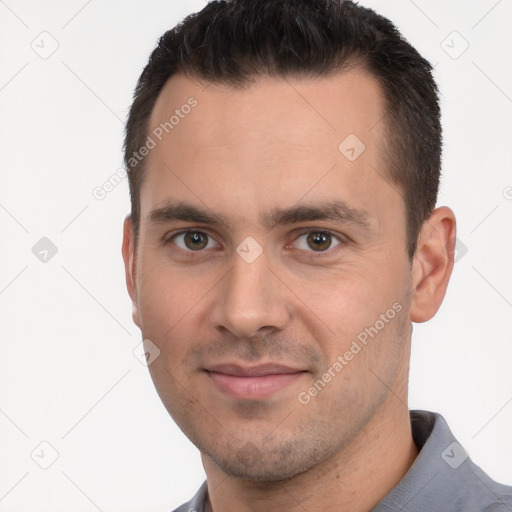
[0,1,511,510]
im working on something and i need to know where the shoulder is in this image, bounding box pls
[481,497,512,512]
[170,481,208,512]
[375,411,512,512]
[171,505,199,512]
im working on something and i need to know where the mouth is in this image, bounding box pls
[204,363,308,400]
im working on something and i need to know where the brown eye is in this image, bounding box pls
[184,232,208,250]
[306,232,333,251]
[292,230,343,254]
[171,231,215,251]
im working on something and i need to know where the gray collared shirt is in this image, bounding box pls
[172,410,512,511]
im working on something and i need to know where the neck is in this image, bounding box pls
[202,397,418,512]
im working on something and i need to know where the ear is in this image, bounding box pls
[122,215,141,329]
[409,206,456,323]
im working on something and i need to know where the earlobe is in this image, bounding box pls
[121,216,141,329]
[409,206,456,323]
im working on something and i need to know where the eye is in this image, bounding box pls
[293,230,343,253]
[169,231,219,251]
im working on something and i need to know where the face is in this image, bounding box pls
[124,69,416,480]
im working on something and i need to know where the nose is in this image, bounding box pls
[209,248,290,339]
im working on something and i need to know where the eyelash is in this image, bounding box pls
[165,229,346,258]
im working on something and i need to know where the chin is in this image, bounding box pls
[203,439,328,483]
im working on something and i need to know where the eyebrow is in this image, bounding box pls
[148,200,373,232]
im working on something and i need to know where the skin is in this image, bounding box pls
[122,69,456,511]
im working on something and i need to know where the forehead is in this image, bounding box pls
[140,69,399,231]
[149,68,385,148]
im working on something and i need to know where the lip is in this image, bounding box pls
[205,363,307,400]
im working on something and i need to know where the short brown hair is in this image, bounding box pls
[124,0,441,260]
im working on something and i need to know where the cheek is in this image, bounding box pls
[302,264,408,352]
[301,268,379,324]
[137,259,202,323]
[136,269,202,367]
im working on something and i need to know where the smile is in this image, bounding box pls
[205,364,307,400]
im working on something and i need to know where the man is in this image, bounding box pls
[121,0,512,510]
